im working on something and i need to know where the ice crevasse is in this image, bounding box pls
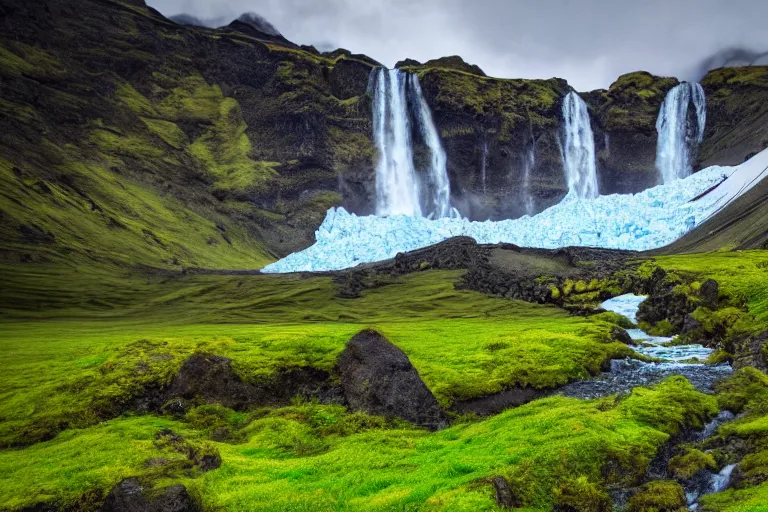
[262,149,768,273]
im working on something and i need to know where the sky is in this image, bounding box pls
[146,0,768,91]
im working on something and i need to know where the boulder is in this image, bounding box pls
[611,326,634,345]
[492,476,519,509]
[102,479,199,512]
[700,279,720,307]
[337,330,446,429]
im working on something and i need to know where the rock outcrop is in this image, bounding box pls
[163,354,335,412]
[102,479,199,512]
[337,329,446,429]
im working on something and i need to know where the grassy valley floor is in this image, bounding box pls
[0,251,767,510]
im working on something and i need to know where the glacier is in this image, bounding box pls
[262,149,768,274]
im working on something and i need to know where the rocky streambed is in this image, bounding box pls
[562,294,733,399]
[561,294,738,510]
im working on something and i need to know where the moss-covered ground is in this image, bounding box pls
[0,259,722,511]
[1,250,768,510]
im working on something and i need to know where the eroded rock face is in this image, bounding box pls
[337,330,446,429]
[102,479,199,512]
[732,330,768,372]
[164,354,335,410]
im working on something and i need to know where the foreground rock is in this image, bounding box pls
[162,354,336,412]
[102,479,199,512]
[337,330,446,429]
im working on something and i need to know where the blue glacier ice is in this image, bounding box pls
[262,149,768,274]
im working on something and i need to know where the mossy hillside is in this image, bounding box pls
[0,151,271,271]
[0,378,717,511]
[0,270,635,447]
[0,0,378,265]
[415,67,566,137]
[593,72,679,133]
[699,66,768,167]
[653,252,768,327]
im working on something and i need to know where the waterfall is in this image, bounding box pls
[480,139,489,195]
[373,68,422,216]
[372,68,453,218]
[561,92,599,199]
[656,82,707,184]
[409,74,453,218]
[522,146,536,216]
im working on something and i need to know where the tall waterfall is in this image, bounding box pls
[409,74,453,218]
[373,68,422,216]
[561,92,599,199]
[372,68,453,218]
[656,82,707,184]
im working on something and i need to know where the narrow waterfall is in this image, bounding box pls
[409,74,453,218]
[480,139,489,195]
[522,146,536,216]
[373,68,422,217]
[656,82,707,184]
[561,91,599,199]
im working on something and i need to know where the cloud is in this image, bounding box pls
[146,0,768,90]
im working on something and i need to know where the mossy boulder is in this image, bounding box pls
[553,476,612,512]
[627,481,687,512]
[669,448,717,480]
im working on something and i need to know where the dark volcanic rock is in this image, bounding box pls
[733,330,768,372]
[453,387,552,417]
[164,353,335,410]
[337,329,446,429]
[611,326,634,345]
[700,279,720,308]
[492,476,519,509]
[102,479,200,512]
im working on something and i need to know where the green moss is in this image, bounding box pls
[627,481,686,512]
[669,448,716,480]
[654,252,768,327]
[554,476,612,512]
[89,129,166,160]
[600,72,678,132]
[643,319,675,337]
[115,82,157,116]
[591,312,635,329]
[717,368,768,416]
[0,42,63,78]
[140,118,189,149]
[0,379,719,511]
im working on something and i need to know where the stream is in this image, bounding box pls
[558,294,737,509]
[561,294,733,398]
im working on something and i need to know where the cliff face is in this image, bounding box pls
[1,0,767,269]
[0,0,377,267]
[698,66,768,167]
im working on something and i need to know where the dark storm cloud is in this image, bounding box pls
[146,0,768,90]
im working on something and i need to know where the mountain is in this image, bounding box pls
[2,0,768,272]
